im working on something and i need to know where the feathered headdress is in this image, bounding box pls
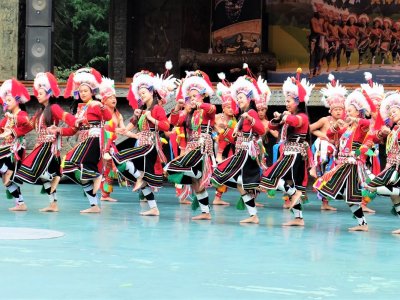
[33,72,60,98]
[0,79,30,105]
[282,68,314,104]
[99,77,116,101]
[380,92,400,124]
[320,74,346,109]
[63,67,103,100]
[230,75,261,102]
[345,89,371,115]
[256,76,271,109]
[216,72,238,114]
[180,70,214,100]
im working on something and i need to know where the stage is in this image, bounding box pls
[0,184,398,299]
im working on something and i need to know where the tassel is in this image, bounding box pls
[40,185,46,194]
[6,190,13,199]
[391,206,398,216]
[168,173,184,184]
[236,196,246,210]
[139,191,145,200]
[191,196,199,211]
[116,162,127,173]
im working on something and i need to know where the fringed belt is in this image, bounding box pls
[336,153,358,165]
[138,129,167,164]
[78,127,101,143]
[283,141,309,158]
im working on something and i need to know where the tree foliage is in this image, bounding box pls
[53,0,110,80]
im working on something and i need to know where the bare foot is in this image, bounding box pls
[9,203,27,211]
[101,196,118,202]
[283,201,291,209]
[39,202,59,212]
[179,199,192,205]
[309,167,317,178]
[362,205,376,214]
[255,202,264,207]
[213,198,230,205]
[140,207,160,216]
[132,176,145,192]
[240,215,259,224]
[348,224,368,232]
[192,213,211,220]
[392,228,400,234]
[321,203,337,211]
[282,218,305,226]
[80,205,101,213]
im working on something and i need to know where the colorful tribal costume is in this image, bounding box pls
[98,77,123,202]
[311,74,346,210]
[314,89,371,231]
[0,79,33,211]
[260,70,314,226]
[364,92,400,233]
[15,72,76,212]
[211,74,266,223]
[62,68,112,213]
[212,72,238,206]
[111,69,174,215]
[164,70,216,220]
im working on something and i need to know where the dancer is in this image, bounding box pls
[211,75,266,223]
[359,72,386,214]
[310,74,346,211]
[15,72,76,212]
[364,92,400,234]
[60,67,112,213]
[164,70,216,220]
[314,89,371,231]
[0,79,33,211]
[212,73,238,206]
[99,77,125,202]
[260,69,314,226]
[111,70,174,216]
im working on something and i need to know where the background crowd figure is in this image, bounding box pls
[309,0,400,78]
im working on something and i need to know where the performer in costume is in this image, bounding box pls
[211,74,266,223]
[212,72,238,206]
[260,69,314,226]
[357,14,371,68]
[99,77,125,202]
[60,68,112,213]
[359,72,386,214]
[379,18,393,66]
[345,14,358,67]
[111,70,174,216]
[314,89,371,232]
[15,72,76,212]
[369,17,383,66]
[310,74,346,211]
[364,92,400,234]
[0,79,33,211]
[164,70,216,220]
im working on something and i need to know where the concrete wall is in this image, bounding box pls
[0,0,19,80]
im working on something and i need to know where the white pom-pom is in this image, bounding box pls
[217,72,226,80]
[364,72,372,81]
[165,60,173,70]
[328,74,335,81]
[243,63,248,69]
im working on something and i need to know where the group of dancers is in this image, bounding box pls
[1,63,400,233]
[309,0,400,77]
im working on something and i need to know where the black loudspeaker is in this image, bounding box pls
[25,27,52,80]
[26,0,52,26]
